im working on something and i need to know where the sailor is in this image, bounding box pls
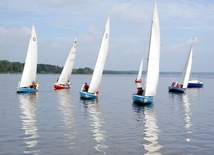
[83,83,89,92]
[137,87,143,95]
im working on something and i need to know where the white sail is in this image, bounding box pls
[136,57,143,88]
[180,38,194,88]
[57,37,77,85]
[88,16,110,94]
[144,2,160,97]
[137,58,143,81]
[20,25,38,87]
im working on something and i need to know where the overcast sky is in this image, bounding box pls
[0,0,213,72]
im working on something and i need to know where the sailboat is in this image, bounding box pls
[188,79,203,88]
[168,37,194,93]
[54,37,77,89]
[80,16,110,99]
[132,1,160,104]
[16,24,38,93]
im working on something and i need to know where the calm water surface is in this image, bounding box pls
[0,74,213,155]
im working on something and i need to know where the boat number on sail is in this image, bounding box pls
[105,34,108,39]
[33,37,36,41]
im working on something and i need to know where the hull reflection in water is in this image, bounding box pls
[55,89,77,148]
[133,103,162,155]
[82,99,108,154]
[18,93,39,154]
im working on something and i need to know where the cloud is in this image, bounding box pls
[0,26,31,62]
[0,0,214,71]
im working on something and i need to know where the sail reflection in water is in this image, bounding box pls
[182,94,192,143]
[82,100,108,154]
[133,103,162,155]
[18,93,39,154]
[55,90,77,148]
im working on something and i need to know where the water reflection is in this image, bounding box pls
[55,89,77,148]
[169,93,193,145]
[132,103,162,155]
[18,93,39,154]
[82,99,108,154]
[182,94,192,143]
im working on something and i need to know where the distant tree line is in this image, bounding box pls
[0,60,138,74]
[0,60,95,74]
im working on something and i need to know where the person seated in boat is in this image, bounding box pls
[136,87,143,95]
[30,82,37,89]
[82,83,89,92]
[30,84,34,88]
[176,83,182,88]
[68,80,70,86]
[172,82,176,87]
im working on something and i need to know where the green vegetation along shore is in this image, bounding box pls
[1,60,212,75]
[0,60,136,74]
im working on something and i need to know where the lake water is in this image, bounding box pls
[0,73,213,155]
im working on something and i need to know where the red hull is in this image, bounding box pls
[135,80,141,83]
[54,83,70,89]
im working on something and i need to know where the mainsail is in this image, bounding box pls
[20,25,38,87]
[144,2,160,97]
[57,37,77,85]
[180,38,194,89]
[88,17,110,94]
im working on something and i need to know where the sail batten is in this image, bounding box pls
[57,37,77,85]
[88,17,110,94]
[20,25,37,87]
[144,2,160,97]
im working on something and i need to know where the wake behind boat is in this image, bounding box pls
[132,1,160,104]
[54,37,77,90]
[16,24,39,93]
[80,16,110,99]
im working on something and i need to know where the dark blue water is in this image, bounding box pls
[0,74,213,155]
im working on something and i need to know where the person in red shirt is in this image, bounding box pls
[83,83,89,92]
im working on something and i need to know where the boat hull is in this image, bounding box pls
[54,83,70,89]
[79,91,97,99]
[187,80,203,88]
[168,86,185,93]
[132,94,153,104]
[16,87,38,93]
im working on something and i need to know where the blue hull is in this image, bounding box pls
[79,91,98,99]
[187,83,203,88]
[132,94,153,104]
[168,86,185,93]
[16,87,38,93]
